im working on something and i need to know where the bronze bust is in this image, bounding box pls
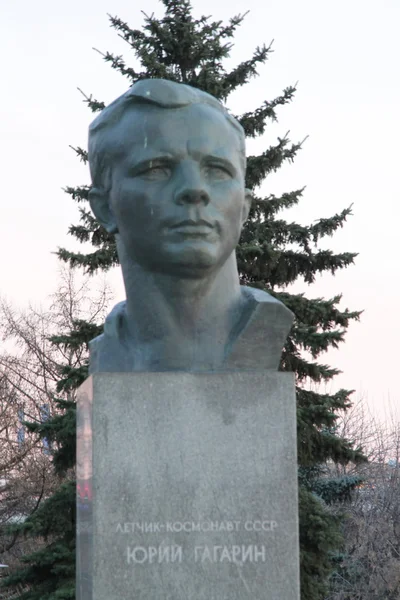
[88,79,293,372]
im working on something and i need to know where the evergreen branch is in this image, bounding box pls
[63,185,90,203]
[297,388,354,413]
[93,48,144,82]
[280,348,340,382]
[56,364,89,394]
[49,320,103,352]
[107,13,136,42]
[238,246,358,287]
[243,216,353,252]
[237,85,297,138]
[211,11,249,40]
[311,474,364,504]
[4,480,75,539]
[77,87,105,113]
[68,146,88,164]
[292,326,346,357]
[251,189,305,218]
[67,225,92,246]
[246,134,306,188]
[107,9,261,94]
[56,246,119,274]
[67,225,90,243]
[297,423,360,467]
[310,205,353,242]
[222,42,273,97]
[25,405,77,474]
[256,219,315,250]
[272,291,362,330]
[67,210,116,249]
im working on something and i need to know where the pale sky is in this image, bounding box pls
[1,0,399,423]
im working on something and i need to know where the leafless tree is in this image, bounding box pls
[327,399,400,600]
[0,266,112,567]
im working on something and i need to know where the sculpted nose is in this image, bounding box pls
[174,162,210,205]
[174,186,210,206]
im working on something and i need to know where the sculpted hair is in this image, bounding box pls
[88,78,246,189]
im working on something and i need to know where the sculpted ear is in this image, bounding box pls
[88,186,118,234]
[242,188,253,225]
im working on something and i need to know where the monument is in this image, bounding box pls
[77,79,299,599]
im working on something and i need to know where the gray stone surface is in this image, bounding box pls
[77,372,299,600]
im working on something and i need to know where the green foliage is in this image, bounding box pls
[25,399,77,476]
[312,474,364,505]
[299,486,343,600]
[3,482,76,600]
[2,1,364,599]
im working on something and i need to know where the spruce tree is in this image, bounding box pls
[2,2,365,598]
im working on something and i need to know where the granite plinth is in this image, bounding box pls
[77,372,299,600]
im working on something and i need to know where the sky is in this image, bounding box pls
[1,0,399,423]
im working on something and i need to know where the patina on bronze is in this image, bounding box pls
[88,79,293,372]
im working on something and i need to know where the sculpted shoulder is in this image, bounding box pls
[89,287,293,373]
[225,286,294,370]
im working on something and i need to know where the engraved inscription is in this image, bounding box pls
[194,545,266,563]
[126,545,267,564]
[119,519,278,565]
[127,545,183,564]
[116,519,278,534]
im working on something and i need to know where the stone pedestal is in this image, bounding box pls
[77,372,299,600]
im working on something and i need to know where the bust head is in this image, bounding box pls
[88,79,252,278]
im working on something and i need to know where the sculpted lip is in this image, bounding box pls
[169,219,214,230]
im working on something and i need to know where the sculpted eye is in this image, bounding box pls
[204,164,232,180]
[137,164,172,180]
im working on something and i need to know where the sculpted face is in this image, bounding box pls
[95,103,250,278]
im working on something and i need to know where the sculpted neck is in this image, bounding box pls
[117,240,245,369]
[121,253,242,338]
